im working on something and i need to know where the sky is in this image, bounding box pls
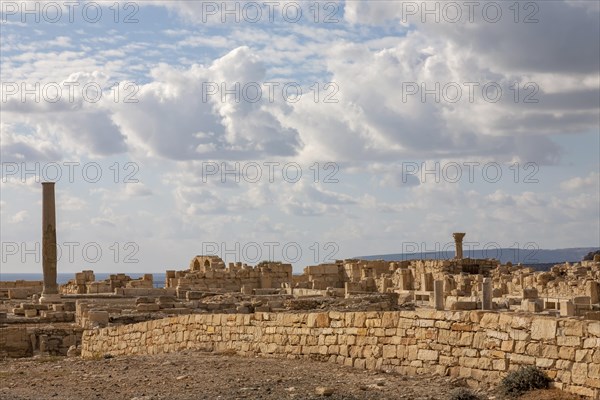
[0,0,599,274]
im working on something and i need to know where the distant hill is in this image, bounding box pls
[355,247,598,265]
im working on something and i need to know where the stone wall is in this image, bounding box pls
[300,258,498,291]
[166,261,293,296]
[0,280,43,299]
[61,271,154,295]
[0,326,83,357]
[81,310,600,399]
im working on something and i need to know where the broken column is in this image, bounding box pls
[482,277,493,310]
[421,273,433,291]
[586,281,599,304]
[452,232,466,259]
[433,280,444,310]
[40,182,60,303]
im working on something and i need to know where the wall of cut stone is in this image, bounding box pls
[0,280,44,299]
[81,310,600,399]
[0,326,83,357]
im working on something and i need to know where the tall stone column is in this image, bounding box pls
[452,232,466,259]
[40,182,60,303]
[433,280,445,310]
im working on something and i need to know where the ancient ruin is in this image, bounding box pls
[40,182,60,304]
[0,183,599,398]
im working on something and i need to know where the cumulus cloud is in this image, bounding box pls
[1,0,598,271]
[109,46,301,161]
[560,172,600,191]
[9,210,29,223]
[0,122,62,162]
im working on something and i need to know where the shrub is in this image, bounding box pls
[448,387,482,400]
[500,366,550,397]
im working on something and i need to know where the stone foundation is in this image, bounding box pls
[1,326,83,357]
[82,310,600,399]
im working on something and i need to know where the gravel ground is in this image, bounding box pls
[0,352,581,400]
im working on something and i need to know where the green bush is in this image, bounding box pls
[448,387,482,400]
[500,365,550,396]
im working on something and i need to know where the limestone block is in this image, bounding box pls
[535,358,555,368]
[492,359,508,371]
[24,309,37,318]
[522,287,539,299]
[88,311,109,326]
[8,288,37,299]
[381,312,399,328]
[562,320,585,336]
[501,340,514,352]
[136,296,154,304]
[479,313,499,328]
[590,364,600,380]
[588,322,600,337]
[509,329,530,341]
[452,301,477,311]
[541,345,559,359]
[571,363,589,385]
[510,353,536,365]
[560,300,576,317]
[557,336,581,347]
[530,318,557,340]
[522,299,543,313]
[417,349,439,361]
[307,313,330,328]
[137,303,160,312]
[559,347,576,361]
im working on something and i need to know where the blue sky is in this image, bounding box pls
[1,1,599,273]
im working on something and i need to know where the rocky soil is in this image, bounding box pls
[0,351,581,400]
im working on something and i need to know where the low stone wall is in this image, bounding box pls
[1,326,83,357]
[0,280,43,299]
[0,327,31,357]
[82,310,600,399]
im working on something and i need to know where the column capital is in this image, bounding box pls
[452,232,466,241]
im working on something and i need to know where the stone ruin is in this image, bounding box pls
[1,183,600,398]
[165,256,293,299]
[61,270,153,294]
[3,249,598,359]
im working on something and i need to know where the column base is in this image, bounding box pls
[39,293,62,304]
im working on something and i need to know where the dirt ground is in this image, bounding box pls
[0,351,583,400]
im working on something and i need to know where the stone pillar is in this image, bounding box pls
[482,278,493,310]
[452,232,466,259]
[586,281,599,304]
[40,182,60,303]
[421,273,433,291]
[398,269,412,290]
[433,280,444,310]
[560,300,576,317]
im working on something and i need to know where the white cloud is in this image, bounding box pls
[0,0,598,272]
[560,172,600,191]
[9,210,29,223]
